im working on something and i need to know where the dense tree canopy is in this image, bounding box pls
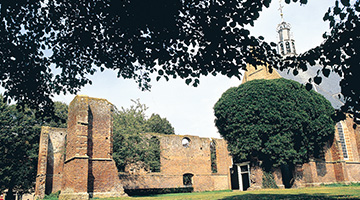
[214,79,335,170]
[0,96,67,197]
[1,0,358,122]
[147,114,175,135]
[112,99,174,172]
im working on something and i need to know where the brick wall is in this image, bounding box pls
[35,127,66,199]
[35,94,360,197]
[35,127,49,199]
[119,134,233,192]
[59,96,125,200]
[61,96,90,200]
[241,64,281,84]
[46,128,67,194]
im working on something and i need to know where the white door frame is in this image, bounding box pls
[235,162,250,191]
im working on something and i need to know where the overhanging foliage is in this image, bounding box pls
[0,0,358,123]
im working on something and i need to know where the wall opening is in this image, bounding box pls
[240,164,250,191]
[337,122,349,160]
[45,138,54,195]
[182,137,191,148]
[230,165,239,190]
[149,136,161,172]
[280,43,284,55]
[285,42,291,53]
[280,164,294,188]
[183,173,194,187]
[230,163,250,191]
[87,108,94,194]
[210,140,217,173]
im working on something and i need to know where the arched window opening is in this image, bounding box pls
[280,43,284,55]
[337,122,349,160]
[210,140,217,173]
[182,137,191,148]
[183,173,194,186]
[285,42,291,54]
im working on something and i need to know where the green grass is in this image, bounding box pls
[43,191,60,200]
[321,182,360,187]
[97,186,360,200]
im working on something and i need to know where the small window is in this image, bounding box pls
[183,173,194,186]
[280,43,284,55]
[240,165,249,172]
[182,137,191,148]
[292,41,296,54]
[337,122,349,160]
[285,42,291,54]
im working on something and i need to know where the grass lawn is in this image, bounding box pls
[99,186,360,200]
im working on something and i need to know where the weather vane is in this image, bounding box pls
[278,0,284,22]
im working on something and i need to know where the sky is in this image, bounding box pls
[41,0,336,138]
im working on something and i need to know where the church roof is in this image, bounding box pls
[277,65,344,109]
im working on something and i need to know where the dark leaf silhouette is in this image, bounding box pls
[0,0,359,124]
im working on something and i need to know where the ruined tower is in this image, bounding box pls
[60,95,125,199]
[35,95,126,200]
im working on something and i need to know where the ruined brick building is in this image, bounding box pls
[34,87,360,199]
[34,95,233,200]
[35,96,125,200]
[34,6,360,200]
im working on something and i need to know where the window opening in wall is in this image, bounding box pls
[210,140,217,173]
[240,165,248,172]
[280,43,284,55]
[63,135,67,161]
[337,122,349,160]
[182,137,191,148]
[183,173,194,186]
[285,42,291,53]
[291,41,296,54]
[149,136,161,172]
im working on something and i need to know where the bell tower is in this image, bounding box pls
[277,0,297,57]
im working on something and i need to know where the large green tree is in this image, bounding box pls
[112,99,174,172]
[214,78,335,186]
[0,0,358,122]
[0,96,68,199]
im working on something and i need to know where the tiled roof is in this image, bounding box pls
[277,65,344,109]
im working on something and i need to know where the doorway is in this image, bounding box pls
[230,165,239,190]
[230,162,251,191]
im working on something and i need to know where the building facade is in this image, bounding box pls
[34,5,360,197]
[34,95,233,200]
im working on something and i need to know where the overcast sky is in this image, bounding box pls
[47,0,335,138]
